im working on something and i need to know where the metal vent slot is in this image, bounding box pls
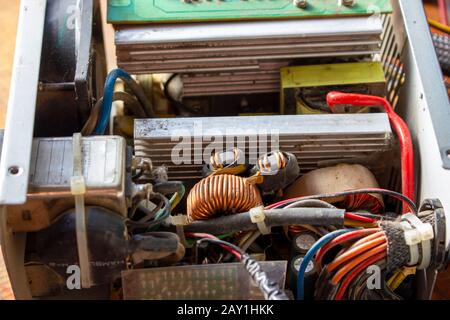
[381,14,406,109]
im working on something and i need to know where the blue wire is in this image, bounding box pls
[296,228,355,300]
[93,68,133,135]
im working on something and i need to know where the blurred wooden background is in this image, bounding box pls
[0,0,448,300]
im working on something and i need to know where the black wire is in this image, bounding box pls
[350,212,392,220]
[197,238,245,256]
[127,193,171,231]
[82,91,146,136]
[197,238,289,300]
[122,76,156,118]
[164,73,201,115]
[274,188,418,215]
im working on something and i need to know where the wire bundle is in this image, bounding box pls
[282,188,418,300]
[297,228,389,300]
[268,188,414,236]
[191,235,290,300]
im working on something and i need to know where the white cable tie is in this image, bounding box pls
[71,133,91,289]
[249,206,271,235]
[402,213,434,270]
[400,220,420,266]
[170,215,192,248]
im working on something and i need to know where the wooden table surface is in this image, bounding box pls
[0,0,449,300]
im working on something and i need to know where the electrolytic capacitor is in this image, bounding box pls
[288,255,318,300]
[292,231,319,254]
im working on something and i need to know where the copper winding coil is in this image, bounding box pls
[210,148,241,170]
[187,174,263,221]
[258,151,287,174]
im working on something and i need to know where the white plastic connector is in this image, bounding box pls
[250,206,271,235]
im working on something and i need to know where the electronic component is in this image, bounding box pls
[280,62,386,114]
[4,0,450,303]
[114,16,383,97]
[121,261,287,300]
[287,255,317,300]
[25,207,183,296]
[108,0,392,24]
[6,136,128,232]
[292,232,319,254]
[203,148,248,177]
[253,151,300,193]
[284,164,384,213]
[187,175,263,221]
[134,114,393,181]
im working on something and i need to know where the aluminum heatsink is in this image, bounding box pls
[134,114,393,181]
[115,16,383,97]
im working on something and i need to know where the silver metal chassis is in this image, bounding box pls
[0,0,46,205]
[1,0,450,299]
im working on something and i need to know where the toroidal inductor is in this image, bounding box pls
[187,174,263,221]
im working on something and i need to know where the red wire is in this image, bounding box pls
[344,212,376,223]
[267,188,415,214]
[185,232,242,259]
[326,92,415,213]
[438,0,449,26]
[334,252,386,300]
[315,228,380,268]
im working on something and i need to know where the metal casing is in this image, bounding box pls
[7,136,127,232]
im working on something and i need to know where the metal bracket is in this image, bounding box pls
[399,0,450,169]
[0,0,47,205]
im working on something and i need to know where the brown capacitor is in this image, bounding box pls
[187,174,263,221]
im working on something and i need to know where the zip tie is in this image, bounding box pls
[402,213,434,270]
[250,206,271,235]
[71,133,92,288]
[400,220,420,266]
[170,215,192,248]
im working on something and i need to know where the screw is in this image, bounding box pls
[342,0,355,7]
[293,0,308,9]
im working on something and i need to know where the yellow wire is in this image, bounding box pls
[428,18,450,34]
[344,220,378,228]
[387,266,416,291]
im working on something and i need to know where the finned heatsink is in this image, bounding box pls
[134,113,393,181]
[115,16,383,97]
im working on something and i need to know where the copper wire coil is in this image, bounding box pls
[210,148,242,170]
[187,174,263,221]
[258,151,287,174]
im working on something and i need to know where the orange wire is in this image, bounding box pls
[331,243,388,285]
[315,228,381,269]
[326,234,387,272]
[346,231,385,250]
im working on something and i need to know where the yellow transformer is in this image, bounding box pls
[280,62,386,114]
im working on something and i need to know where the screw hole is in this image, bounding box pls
[8,166,22,176]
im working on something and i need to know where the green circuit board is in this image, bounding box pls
[108,0,392,24]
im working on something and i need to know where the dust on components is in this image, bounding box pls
[1,0,449,301]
